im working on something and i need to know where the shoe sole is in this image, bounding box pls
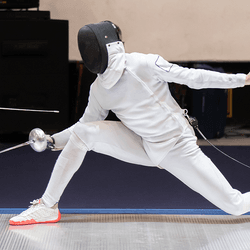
[9,210,61,226]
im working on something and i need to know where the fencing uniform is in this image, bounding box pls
[42,21,250,216]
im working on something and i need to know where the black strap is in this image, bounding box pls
[47,136,55,150]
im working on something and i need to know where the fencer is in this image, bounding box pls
[9,21,250,225]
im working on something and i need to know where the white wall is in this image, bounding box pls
[40,0,250,61]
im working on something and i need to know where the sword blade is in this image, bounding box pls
[0,107,59,113]
[0,140,34,154]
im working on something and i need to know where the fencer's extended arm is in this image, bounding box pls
[149,55,246,89]
[52,125,75,150]
[46,125,75,151]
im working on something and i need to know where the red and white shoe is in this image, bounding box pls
[9,199,61,226]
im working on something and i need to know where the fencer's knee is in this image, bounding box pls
[69,132,88,151]
[72,122,100,150]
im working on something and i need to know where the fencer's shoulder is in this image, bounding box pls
[126,52,146,60]
[89,78,99,93]
[125,52,160,68]
[126,52,167,64]
[145,54,171,65]
[126,52,157,59]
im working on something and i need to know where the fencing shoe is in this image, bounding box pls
[9,199,61,225]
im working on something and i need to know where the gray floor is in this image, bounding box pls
[1,213,250,250]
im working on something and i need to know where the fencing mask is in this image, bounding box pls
[78,21,122,74]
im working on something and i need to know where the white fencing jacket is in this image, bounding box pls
[56,42,246,165]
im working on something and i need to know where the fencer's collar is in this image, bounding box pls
[97,41,126,89]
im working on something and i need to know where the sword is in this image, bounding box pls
[0,128,48,154]
[0,107,59,113]
[0,140,34,154]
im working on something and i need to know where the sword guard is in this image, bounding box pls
[29,128,47,152]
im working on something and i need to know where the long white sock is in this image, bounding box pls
[42,134,87,207]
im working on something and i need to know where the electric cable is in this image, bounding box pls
[184,111,250,169]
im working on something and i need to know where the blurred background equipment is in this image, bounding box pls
[0,13,69,136]
[191,64,228,139]
[0,0,39,10]
[169,63,246,139]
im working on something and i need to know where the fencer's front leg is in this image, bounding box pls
[42,133,88,207]
[73,121,155,167]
